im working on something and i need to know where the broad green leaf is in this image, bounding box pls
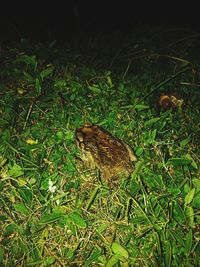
[1,129,10,141]
[186,206,195,227]
[40,67,54,79]
[135,104,150,111]
[18,54,37,66]
[54,79,66,88]
[18,187,33,203]
[50,192,70,202]
[129,180,140,196]
[88,85,101,93]
[131,216,148,224]
[192,178,200,189]
[156,121,166,131]
[135,147,143,156]
[43,256,56,265]
[84,248,102,266]
[151,129,157,140]
[184,183,191,194]
[65,131,74,141]
[3,224,18,237]
[164,240,171,267]
[105,255,119,267]
[70,93,76,101]
[180,137,191,147]
[96,223,110,234]
[172,202,185,224]
[121,105,134,109]
[97,255,106,265]
[107,76,113,87]
[25,260,44,266]
[13,203,29,215]
[144,117,160,127]
[167,158,192,166]
[131,160,144,180]
[191,160,198,169]
[185,188,195,205]
[185,154,198,169]
[171,231,185,246]
[185,229,193,255]
[55,130,64,141]
[8,164,24,177]
[111,242,129,260]
[130,247,139,260]
[18,178,27,186]
[192,192,200,208]
[69,212,87,228]
[98,119,109,126]
[168,187,181,196]
[39,212,63,225]
[18,239,29,253]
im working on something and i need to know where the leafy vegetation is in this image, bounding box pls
[0,26,200,266]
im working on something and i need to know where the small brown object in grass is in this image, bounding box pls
[158,93,184,110]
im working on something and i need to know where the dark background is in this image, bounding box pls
[0,0,199,42]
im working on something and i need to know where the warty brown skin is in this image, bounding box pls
[75,122,137,183]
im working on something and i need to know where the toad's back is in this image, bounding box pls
[75,123,137,181]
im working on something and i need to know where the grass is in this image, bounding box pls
[0,26,200,266]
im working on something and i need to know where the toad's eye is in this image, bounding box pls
[76,131,84,142]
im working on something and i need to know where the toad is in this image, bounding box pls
[75,122,137,184]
